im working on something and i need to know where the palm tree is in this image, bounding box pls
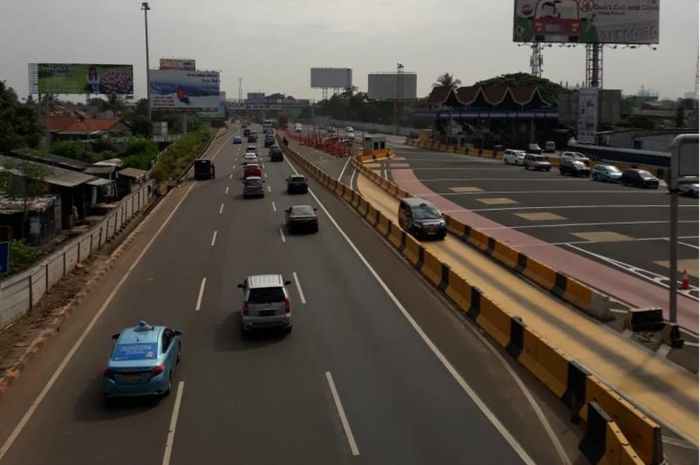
[103,93,126,115]
[433,73,462,90]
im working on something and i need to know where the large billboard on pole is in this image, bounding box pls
[368,73,417,100]
[34,63,133,94]
[310,68,352,89]
[149,70,221,109]
[577,88,599,144]
[159,58,196,71]
[513,0,660,44]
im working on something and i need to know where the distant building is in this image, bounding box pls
[42,111,130,141]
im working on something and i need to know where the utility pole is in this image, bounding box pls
[395,63,404,135]
[238,77,243,101]
[141,2,152,121]
[530,42,543,78]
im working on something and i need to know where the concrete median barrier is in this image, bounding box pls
[278,134,665,465]
[580,401,647,465]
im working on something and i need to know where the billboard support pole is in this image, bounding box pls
[142,2,152,122]
[585,44,604,88]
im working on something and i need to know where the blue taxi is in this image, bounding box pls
[102,321,182,399]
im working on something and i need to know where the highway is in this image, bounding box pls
[0,126,575,465]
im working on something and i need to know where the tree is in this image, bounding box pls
[675,105,685,127]
[0,81,44,151]
[102,94,126,115]
[433,73,461,91]
[123,98,152,137]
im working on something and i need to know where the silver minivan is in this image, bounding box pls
[237,274,292,334]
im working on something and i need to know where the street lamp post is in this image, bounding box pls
[141,2,152,122]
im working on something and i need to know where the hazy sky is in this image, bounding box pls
[1,0,698,101]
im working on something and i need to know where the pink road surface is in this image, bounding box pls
[391,166,698,332]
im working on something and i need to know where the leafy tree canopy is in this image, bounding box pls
[0,81,44,152]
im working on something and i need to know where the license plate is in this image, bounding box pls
[259,310,275,317]
[426,230,437,235]
[120,373,141,381]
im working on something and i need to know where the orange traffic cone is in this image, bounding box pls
[680,269,689,290]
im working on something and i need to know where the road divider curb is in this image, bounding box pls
[278,131,665,465]
[580,401,646,465]
[350,156,615,323]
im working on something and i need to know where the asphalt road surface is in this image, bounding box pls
[386,144,699,297]
[0,126,579,465]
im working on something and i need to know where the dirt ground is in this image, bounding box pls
[0,256,104,372]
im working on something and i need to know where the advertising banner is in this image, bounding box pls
[159,58,196,71]
[577,88,599,144]
[149,70,221,109]
[368,73,418,100]
[513,0,660,44]
[310,68,353,89]
[36,63,133,94]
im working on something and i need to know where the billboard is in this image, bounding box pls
[367,73,418,100]
[35,63,133,94]
[159,58,196,71]
[149,70,221,109]
[513,0,660,44]
[310,68,352,89]
[577,88,599,144]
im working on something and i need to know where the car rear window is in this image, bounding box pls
[112,342,158,361]
[290,176,305,182]
[291,205,314,215]
[246,179,262,186]
[249,287,285,303]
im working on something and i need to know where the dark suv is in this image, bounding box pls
[559,158,590,177]
[398,198,447,240]
[264,134,275,147]
[269,145,284,162]
[194,159,215,180]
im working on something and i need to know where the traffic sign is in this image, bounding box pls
[0,242,8,275]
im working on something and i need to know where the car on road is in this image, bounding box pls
[503,149,526,165]
[524,154,551,171]
[102,321,182,399]
[621,169,660,189]
[246,145,258,154]
[247,134,258,143]
[264,134,275,147]
[194,159,215,180]
[678,178,699,197]
[544,141,556,153]
[243,152,258,164]
[528,143,543,154]
[287,175,308,194]
[233,136,242,144]
[269,145,284,162]
[398,197,447,240]
[559,158,590,177]
[285,205,319,233]
[244,163,262,179]
[243,128,251,137]
[591,164,622,183]
[561,151,590,165]
[345,126,354,133]
[242,176,265,198]
[295,123,303,133]
[237,274,292,334]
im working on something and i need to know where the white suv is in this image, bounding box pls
[237,274,292,334]
[503,149,526,165]
[561,151,590,165]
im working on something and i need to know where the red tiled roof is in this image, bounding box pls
[452,85,550,107]
[455,86,482,105]
[43,114,120,134]
[426,86,453,106]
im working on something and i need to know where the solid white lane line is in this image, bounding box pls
[284,156,537,465]
[292,271,306,304]
[195,277,207,311]
[272,201,277,212]
[338,156,351,180]
[430,190,665,196]
[219,203,224,215]
[460,204,697,213]
[349,169,357,189]
[0,180,198,461]
[267,185,271,193]
[325,372,360,456]
[480,220,698,231]
[225,186,229,195]
[210,231,218,247]
[279,228,286,243]
[663,238,700,250]
[161,381,185,465]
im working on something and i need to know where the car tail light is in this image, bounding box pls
[285,298,291,314]
[150,364,165,378]
[243,302,249,316]
[103,368,115,380]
